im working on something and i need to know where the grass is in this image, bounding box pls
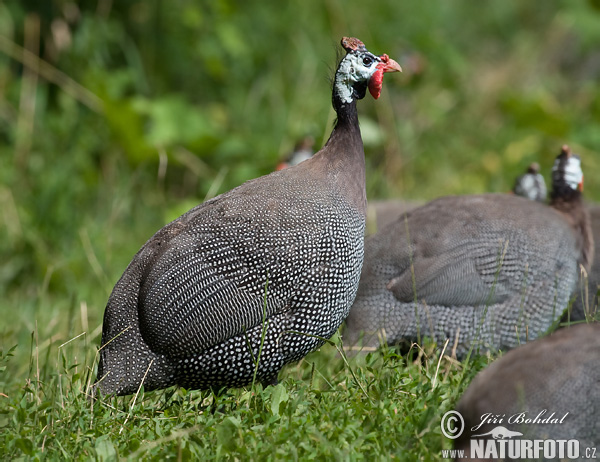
[0,328,492,460]
[4,261,593,460]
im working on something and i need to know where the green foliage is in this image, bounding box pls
[1,0,600,296]
[1,0,600,459]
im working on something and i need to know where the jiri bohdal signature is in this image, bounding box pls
[471,410,569,432]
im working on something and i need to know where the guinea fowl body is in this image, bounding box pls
[455,323,600,457]
[365,163,546,236]
[344,147,591,357]
[95,38,401,396]
[567,204,600,322]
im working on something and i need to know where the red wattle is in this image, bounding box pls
[368,68,384,99]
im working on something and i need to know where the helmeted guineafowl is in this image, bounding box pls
[455,323,600,456]
[344,146,593,357]
[366,162,546,236]
[511,160,598,324]
[512,162,547,202]
[93,37,401,396]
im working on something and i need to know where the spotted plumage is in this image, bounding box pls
[344,146,592,357]
[94,37,401,396]
[455,323,600,449]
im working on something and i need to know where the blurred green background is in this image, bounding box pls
[1,0,600,370]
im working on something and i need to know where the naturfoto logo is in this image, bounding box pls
[440,410,597,460]
[471,426,522,439]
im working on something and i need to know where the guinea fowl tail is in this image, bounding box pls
[94,325,174,397]
[93,266,176,397]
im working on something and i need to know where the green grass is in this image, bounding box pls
[0,330,492,460]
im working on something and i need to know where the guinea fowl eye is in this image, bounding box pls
[362,56,373,66]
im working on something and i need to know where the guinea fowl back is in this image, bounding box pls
[98,167,366,392]
[364,163,546,236]
[142,168,364,346]
[455,323,600,457]
[344,146,591,357]
[95,38,401,396]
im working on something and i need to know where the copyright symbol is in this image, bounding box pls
[441,410,464,439]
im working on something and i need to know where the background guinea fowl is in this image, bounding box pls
[510,160,600,324]
[93,37,401,396]
[510,161,598,324]
[455,323,600,458]
[366,162,548,235]
[344,146,593,358]
[512,162,547,202]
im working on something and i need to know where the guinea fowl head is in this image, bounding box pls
[526,162,541,175]
[512,162,547,202]
[550,144,593,272]
[334,37,402,108]
[551,145,584,199]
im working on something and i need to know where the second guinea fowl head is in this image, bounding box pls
[551,145,584,199]
[334,37,402,108]
[550,144,592,272]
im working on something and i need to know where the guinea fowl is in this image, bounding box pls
[344,146,593,357]
[511,161,598,324]
[94,37,401,396]
[455,323,600,456]
[512,162,547,202]
[367,163,547,235]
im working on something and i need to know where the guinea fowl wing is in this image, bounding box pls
[133,175,331,359]
[376,195,570,307]
[384,241,514,307]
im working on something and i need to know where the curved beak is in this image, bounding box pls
[368,53,402,99]
[379,54,402,73]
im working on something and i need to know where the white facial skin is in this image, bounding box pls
[335,52,379,104]
[554,155,583,190]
